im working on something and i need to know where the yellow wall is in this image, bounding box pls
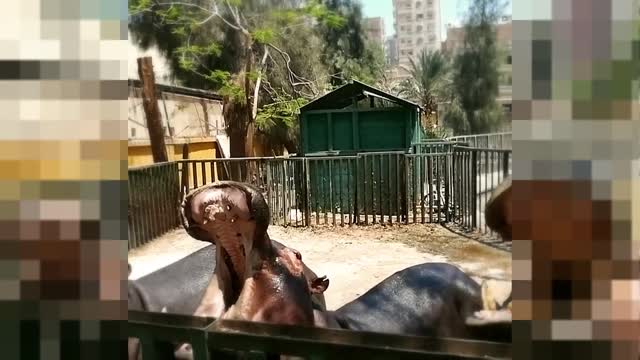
[127,144,178,167]
[179,142,218,185]
[129,141,219,186]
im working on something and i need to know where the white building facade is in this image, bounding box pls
[392,0,442,68]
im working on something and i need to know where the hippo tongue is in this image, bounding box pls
[204,206,249,282]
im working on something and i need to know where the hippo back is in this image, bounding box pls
[334,263,483,337]
[128,245,216,314]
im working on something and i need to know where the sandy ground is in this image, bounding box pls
[129,224,511,310]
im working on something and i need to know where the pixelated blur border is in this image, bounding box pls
[0,0,128,359]
[512,0,640,359]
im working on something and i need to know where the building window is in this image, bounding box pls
[416,1,421,7]
[427,0,433,5]
[417,25,423,32]
[408,50,414,56]
[427,11,433,20]
[130,128,136,137]
[417,38,423,45]
[417,14,424,20]
[506,55,512,65]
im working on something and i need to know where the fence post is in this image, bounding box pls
[444,152,450,223]
[471,150,477,229]
[180,144,189,197]
[304,158,311,227]
[502,152,509,178]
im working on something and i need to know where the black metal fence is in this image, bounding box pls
[128,162,181,249]
[128,142,512,249]
[129,310,511,360]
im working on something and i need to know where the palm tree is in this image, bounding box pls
[398,50,452,128]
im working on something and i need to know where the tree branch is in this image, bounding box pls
[252,47,270,119]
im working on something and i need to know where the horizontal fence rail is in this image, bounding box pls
[129,310,512,360]
[447,132,511,150]
[127,138,513,249]
[128,162,181,250]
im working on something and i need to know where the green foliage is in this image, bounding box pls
[399,49,452,114]
[251,28,276,44]
[449,0,505,134]
[256,94,308,131]
[317,0,373,86]
[129,0,151,13]
[332,41,385,85]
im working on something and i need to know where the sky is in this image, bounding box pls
[361,0,512,41]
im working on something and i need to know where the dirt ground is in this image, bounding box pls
[128,224,511,310]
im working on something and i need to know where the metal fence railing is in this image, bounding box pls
[129,310,512,360]
[128,162,181,249]
[452,147,512,236]
[446,132,512,150]
[127,137,513,249]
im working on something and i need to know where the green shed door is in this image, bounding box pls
[306,113,329,153]
[331,112,354,151]
[359,109,408,150]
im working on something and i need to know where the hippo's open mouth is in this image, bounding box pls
[193,186,258,299]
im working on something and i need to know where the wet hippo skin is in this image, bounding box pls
[316,263,512,343]
[128,245,215,314]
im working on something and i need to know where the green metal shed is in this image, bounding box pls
[299,80,423,155]
[297,81,424,219]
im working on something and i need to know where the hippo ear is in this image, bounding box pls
[310,276,330,294]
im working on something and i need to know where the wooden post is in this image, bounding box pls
[137,56,168,163]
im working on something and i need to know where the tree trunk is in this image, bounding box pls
[137,57,168,163]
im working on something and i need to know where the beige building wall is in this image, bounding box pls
[128,87,225,142]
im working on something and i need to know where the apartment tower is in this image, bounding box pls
[392,0,441,68]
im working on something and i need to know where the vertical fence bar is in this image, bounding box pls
[191,161,198,189]
[282,160,288,226]
[353,157,358,225]
[201,161,206,186]
[412,156,417,224]
[471,150,478,230]
[369,156,375,225]
[329,160,335,226]
[304,159,311,227]
[427,156,433,223]
[395,153,401,224]
[146,168,156,243]
[420,156,425,224]
[339,159,344,226]
[436,155,441,223]
[387,153,392,225]
[444,153,450,223]
[323,160,328,225]
[378,155,383,224]
[404,155,409,224]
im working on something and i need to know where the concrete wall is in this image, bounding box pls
[129,86,225,141]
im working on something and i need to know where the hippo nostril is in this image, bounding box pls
[295,251,302,260]
[236,233,241,237]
